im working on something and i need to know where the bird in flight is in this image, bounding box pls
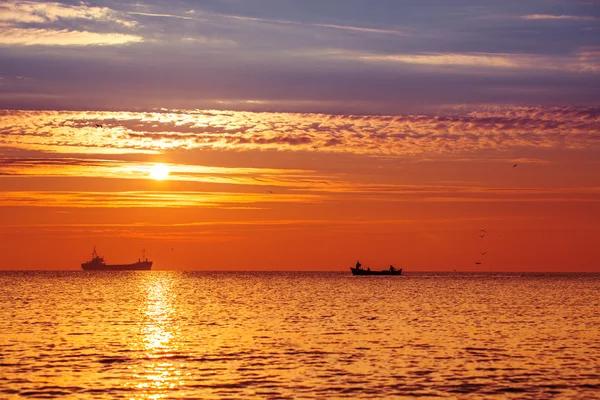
[481,252,487,256]
[480,229,487,234]
[96,124,103,128]
[513,164,518,168]
[475,262,482,265]
[267,190,274,194]
[312,145,319,150]
[453,269,457,272]
[479,234,486,239]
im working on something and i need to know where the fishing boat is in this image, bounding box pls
[350,263,402,276]
[81,246,152,271]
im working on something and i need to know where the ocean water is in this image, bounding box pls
[1,272,599,399]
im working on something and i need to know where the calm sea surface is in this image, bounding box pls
[1,271,599,399]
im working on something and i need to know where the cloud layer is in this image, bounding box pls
[1,107,598,156]
[0,0,598,111]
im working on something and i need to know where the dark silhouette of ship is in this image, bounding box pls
[81,246,152,271]
[350,261,402,276]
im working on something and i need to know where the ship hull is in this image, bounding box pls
[81,261,152,271]
[350,267,402,276]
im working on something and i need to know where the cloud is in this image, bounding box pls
[127,11,197,21]
[0,1,140,46]
[0,158,323,188]
[575,46,600,73]
[322,49,600,73]
[0,191,325,208]
[310,23,408,35]
[212,12,410,36]
[1,183,598,208]
[0,28,143,46]
[0,107,598,157]
[357,52,522,68]
[522,14,599,21]
[0,215,561,242]
[0,1,136,27]
[181,36,237,47]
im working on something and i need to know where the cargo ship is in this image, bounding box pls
[81,246,152,271]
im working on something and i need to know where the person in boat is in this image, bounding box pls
[356,261,362,270]
[390,265,396,272]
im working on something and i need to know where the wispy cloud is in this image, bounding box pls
[1,184,598,208]
[0,191,326,208]
[522,14,599,21]
[203,10,410,36]
[358,52,522,68]
[575,46,600,72]
[322,49,600,73]
[181,36,237,47]
[0,1,136,26]
[310,22,408,35]
[0,215,556,242]
[127,6,409,36]
[0,28,142,46]
[127,11,198,21]
[0,1,140,46]
[0,158,321,187]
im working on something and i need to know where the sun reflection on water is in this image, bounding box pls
[125,273,187,399]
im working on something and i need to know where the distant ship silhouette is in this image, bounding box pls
[350,262,402,276]
[81,246,152,271]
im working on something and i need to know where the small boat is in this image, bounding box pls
[81,246,152,271]
[350,267,402,276]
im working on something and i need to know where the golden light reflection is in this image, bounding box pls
[141,280,174,352]
[125,274,187,399]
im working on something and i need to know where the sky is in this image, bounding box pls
[0,0,599,271]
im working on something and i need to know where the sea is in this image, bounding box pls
[1,271,599,399]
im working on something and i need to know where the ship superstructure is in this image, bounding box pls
[81,246,152,270]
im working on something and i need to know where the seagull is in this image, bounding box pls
[513,164,518,168]
[475,262,482,265]
[479,234,486,239]
[481,252,487,256]
[312,145,319,150]
[453,269,457,272]
[480,229,487,234]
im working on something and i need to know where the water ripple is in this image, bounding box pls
[0,271,599,398]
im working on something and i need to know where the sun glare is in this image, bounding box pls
[150,164,169,180]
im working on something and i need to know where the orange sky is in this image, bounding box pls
[2,1,599,271]
[1,109,599,271]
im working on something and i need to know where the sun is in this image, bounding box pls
[149,164,169,180]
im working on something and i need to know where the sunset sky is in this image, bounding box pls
[1,0,599,271]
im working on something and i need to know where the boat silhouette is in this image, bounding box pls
[81,246,152,271]
[350,265,402,276]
